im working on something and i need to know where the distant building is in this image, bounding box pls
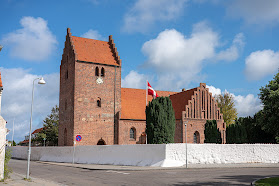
[58,28,226,146]
[20,127,45,146]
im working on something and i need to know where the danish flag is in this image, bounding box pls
[147,81,158,99]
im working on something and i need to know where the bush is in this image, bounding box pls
[204,120,222,144]
[3,148,12,180]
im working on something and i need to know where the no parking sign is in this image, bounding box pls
[76,135,82,142]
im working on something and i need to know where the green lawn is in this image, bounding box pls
[255,177,279,186]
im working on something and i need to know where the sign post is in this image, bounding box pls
[73,135,82,164]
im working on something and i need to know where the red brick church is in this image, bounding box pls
[58,28,226,146]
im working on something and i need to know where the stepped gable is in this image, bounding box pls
[121,88,177,120]
[169,88,197,119]
[70,32,120,66]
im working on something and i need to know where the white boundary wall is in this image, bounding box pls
[10,144,279,167]
[0,116,7,179]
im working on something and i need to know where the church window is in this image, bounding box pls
[101,67,105,77]
[130,127,136,140]
[97,97,101,107]
[66,70,68,79]
[223,123,225,128]
[193,98,195,118]
[95,67,99,76]
[65,99,67,110]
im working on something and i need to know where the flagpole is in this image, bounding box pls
[146,80,148,106]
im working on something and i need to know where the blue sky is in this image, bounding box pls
[1,0,279,143]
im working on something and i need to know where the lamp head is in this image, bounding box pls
[0,45,3,52]
[38,77,46,84]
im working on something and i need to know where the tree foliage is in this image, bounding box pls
[215,92,237,126]
[204,120,222,144]
[146,97,176,144]
[36,105,59,146]
[226,119,247,144]
[259,71,279,143]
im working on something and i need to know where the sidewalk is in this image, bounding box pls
[37,160,279,170]
[0,172,63,186]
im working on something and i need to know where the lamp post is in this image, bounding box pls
[184,121,188,168]
[26,77,46,179]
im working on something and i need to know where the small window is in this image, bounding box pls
[66,70,68,79]
[95,67,99,76]
[97,97,101,107]
[130,128,136,139]
[101,67,105,77]
[65,99,67,110]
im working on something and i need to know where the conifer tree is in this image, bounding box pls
[146,97,175,144]
[204,120,222,144]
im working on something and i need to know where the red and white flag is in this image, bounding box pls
[147,81,158,99]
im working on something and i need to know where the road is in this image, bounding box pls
[8,159,279,185]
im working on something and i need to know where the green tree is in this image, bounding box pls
[215,92,238,126]
[146,97,176,144]
[36,105,59,146]
[204,120,222,144]
[259,71,279,143]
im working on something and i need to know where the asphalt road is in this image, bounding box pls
[8,159,279,185]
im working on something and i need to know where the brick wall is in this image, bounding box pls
[118,120,146,145]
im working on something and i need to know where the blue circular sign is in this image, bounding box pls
[76,135,82,142]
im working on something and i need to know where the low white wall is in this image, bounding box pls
[0,116,7,180]
[10,144,279,167]
[166,144,279,165]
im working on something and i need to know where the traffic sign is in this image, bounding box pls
[76,135,82,142]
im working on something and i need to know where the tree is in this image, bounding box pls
[36,105,59,146]
[259,71,279,143]
[204,120,222,144]
[215,92,237,126]
[146,97,176,144]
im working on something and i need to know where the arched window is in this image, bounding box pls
[64,128,67,146]
[223,123,225,128]
[130,127,136,139]
[101,67,105,77]
[95,67,99,76]
[97,97,101,107]
[193,131,200,143]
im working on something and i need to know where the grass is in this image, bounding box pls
[255,177,279,186]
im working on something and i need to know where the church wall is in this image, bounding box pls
[73,62,121,146]
[58,33,76,146]
[118,120,146,145]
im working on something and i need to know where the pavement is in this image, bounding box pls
[1,160,279,185]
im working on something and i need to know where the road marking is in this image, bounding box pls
[106,170,130,175]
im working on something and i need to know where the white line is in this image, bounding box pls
[106,170,130,175]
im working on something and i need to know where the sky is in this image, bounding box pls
[1,0,279,143]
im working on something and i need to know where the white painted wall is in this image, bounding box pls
[10,143,279,167]
[0,116,7,180]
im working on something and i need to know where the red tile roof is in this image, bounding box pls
[121,88,177,120]
[0,72,2,87]
[169,88,197,119]
[71,36,120,66]
[32,127,45,134]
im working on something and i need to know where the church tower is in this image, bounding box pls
[58,28,122,146]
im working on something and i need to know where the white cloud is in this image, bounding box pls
[121,70,147,89]
[1,17,57,61]
[141,22,243,91]
[0,67,59,143]
[206,85,221,97]
[245,50,279,81]
[215,33,245,62]
[123,0,188,33]
[207,85,262,117]
[234,94,262,117]
[81,29,106,41]
[226,0,279,25]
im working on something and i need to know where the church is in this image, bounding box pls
[58,28,226,146]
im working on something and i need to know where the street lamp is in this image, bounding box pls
[0,45,3,52]
[184,121,188,169]
[26,77,46,179]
